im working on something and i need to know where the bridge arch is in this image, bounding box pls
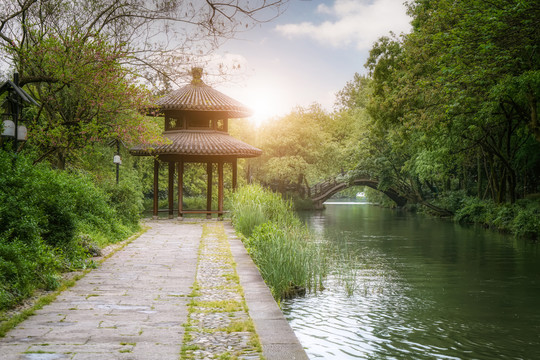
[311,178,407,209]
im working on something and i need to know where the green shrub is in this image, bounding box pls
[491,205,516,233]
[454,197,496,226]
[453,195,539,239]
[432,190,467,213]
[0,151,139,310]
[292,197,315,211]
[184,196,207,210]
[511,200,540,239]
[104,178,143,228]
[0,236,60,309]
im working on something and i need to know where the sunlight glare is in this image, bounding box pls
[216,69,291,127]
[245,88,283,127]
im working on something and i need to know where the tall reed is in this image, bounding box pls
[230,184,328,299]
[230,184,300,237]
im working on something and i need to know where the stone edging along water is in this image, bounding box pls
[224,222,310,360]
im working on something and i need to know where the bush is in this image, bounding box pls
[454,197,496,225]
[103,178,144,228]
[184,196,207,210]
[511,200,540,239]
[0,151,138,310]
[491,205,517,233]
[0,154,73,251]
[0,235,60,309]
[453,195,540,239]
[432,190,468,214]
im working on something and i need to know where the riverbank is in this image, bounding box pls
[324,193,540,240]
[0,220,308,360]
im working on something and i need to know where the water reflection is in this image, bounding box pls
[283,204,540,359]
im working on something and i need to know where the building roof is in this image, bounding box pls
[130,130,262,158]
[155,68,252,118]
[0,77,39,106]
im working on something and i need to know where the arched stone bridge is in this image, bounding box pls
[310,176,407,209]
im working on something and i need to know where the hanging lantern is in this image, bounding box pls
[17,125,27,141]
[113,154,122,164]
[2,119,15,137]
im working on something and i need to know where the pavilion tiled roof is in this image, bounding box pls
[155,68,252,118]
[130,130,262,158]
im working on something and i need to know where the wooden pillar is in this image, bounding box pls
[153,158,159,219]
[168,162,175,219]
[178,160,184,220]
[207,162,213,219]
[218,161,224,218]
[232,159,238,191]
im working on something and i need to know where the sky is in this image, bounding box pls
[213,0,412,125]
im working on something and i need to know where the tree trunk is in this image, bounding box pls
[508,169,516,204]
[497,167,506,203]
[57,149,66,170]
[477,152,482,197]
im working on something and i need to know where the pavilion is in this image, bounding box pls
[130,68,261,219]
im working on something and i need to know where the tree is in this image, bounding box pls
[361,0,540,207]
[17,32,164,167]
[0,0,287,166]
[404,0,540,202]
[252,105,341,195]
[1,0,287,86]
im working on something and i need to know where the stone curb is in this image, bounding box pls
[224,223,309,360]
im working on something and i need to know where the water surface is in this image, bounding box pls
[282,203,540,359]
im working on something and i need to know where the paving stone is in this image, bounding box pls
[0,220,308,360]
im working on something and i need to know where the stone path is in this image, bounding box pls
[0,220,308,360]
[181,223,260,359]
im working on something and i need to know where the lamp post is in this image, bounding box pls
[1,73,31,152]
[113,139,122,184]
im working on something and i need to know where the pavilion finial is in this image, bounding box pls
[191,67,203,85]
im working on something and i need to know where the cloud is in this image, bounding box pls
[275,0,411,50]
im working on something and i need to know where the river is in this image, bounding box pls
[282,202,540,359]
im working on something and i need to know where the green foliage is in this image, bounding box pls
[455,198,497,225]
[251,105,348,194]
[454,196,540,240]
[231,184,327,299]
[0,151,138,310]
[230,184,299,237]
[14,32,162,168]
[431,190,468,214]
[103,179,143,228]
[247,222,327,299]
[0,237,60,309]
[326,0,540,216]
[511,201,540,239]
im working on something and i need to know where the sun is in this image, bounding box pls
[249,97,276,127]
[244,88,285,127]
[217,74,288,127]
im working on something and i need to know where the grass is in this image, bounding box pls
[230,184,329,300]
[0,226,148,338]
[224,319,255,334]
[0,275,82,337]
[180,223,263,360]
[229,184,300,237]
[190,300,244,313]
